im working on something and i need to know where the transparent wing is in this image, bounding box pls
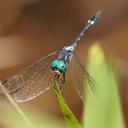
[70,51,96,102]
[1,50,60,102]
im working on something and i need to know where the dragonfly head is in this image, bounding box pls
[51,60,67,74]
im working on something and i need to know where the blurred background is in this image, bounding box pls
[0,0,127,127]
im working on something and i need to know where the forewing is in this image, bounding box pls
[71,51,96,102]
[1,51,60,102]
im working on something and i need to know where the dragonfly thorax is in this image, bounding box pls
[58,45,75,65]
[51,60,67,73]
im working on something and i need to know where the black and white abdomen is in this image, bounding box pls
[59,45,75,65]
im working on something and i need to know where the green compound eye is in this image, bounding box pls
[51,60,67,73]
[60,63,64,68]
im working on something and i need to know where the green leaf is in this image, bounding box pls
[53,80,81,128]
[83,43,125,128]
[0,100,65,128]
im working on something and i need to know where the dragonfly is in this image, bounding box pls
[0,11,101,102]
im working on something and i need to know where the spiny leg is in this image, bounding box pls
[59,73,66,93]
[54,73,65,94]
[2,80,8,84]
[62,73,66,84]
[54,73,60,81]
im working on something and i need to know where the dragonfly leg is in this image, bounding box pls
[62,73,65,84]
[2,79,8,84]
[54,73,60,81]
[60,73,65,93]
